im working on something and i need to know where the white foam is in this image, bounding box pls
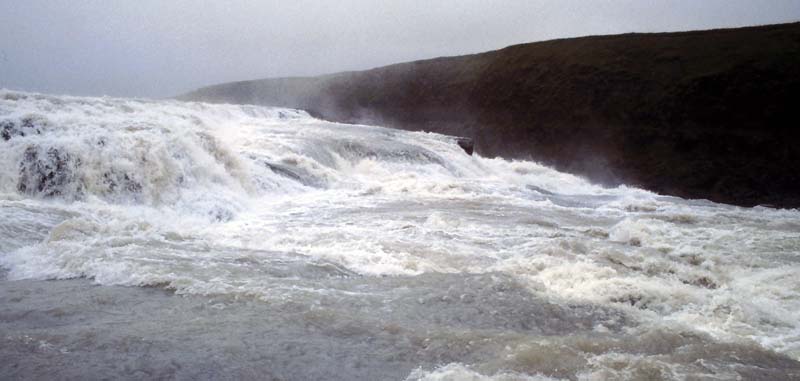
[405,363,560,381]
[2,89,800,361]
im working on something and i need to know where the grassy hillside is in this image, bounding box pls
[181,22,800,207]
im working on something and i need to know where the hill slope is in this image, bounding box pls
[181,22,800,207]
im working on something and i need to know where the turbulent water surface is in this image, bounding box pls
[1,90,799,380]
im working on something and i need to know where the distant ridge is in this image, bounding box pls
[181,22,800,207]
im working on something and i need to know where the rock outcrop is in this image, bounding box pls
[17,145,80,198]
[1,115,45,141]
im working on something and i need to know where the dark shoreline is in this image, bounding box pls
[181,22,800,208]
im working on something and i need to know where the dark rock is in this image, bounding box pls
[181,22,800,208]
[1,120,15,141]
[17,146,80,198]
[683,276,718,289]
[1,115,46,141]
[101,171,143,195]
[456,137,474,155]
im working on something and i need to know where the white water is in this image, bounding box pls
[1,90,799,379]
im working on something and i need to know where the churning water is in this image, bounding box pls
[1,90,799,380]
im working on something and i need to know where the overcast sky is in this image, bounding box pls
[1,0,799,98]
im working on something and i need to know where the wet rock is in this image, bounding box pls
[683,276,718,289]
[101,171,143,194]
[3,121,31,141]
[456,137,474,155]
[1,115,47,141]
[0,120,16,141]
[17,146,80,198]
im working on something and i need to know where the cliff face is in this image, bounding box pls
[181,22,800,208]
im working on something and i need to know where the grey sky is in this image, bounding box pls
[1,0,799,98]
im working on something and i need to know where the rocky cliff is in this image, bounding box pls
[181,22,800,208]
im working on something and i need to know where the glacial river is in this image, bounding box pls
[1,90,799,380]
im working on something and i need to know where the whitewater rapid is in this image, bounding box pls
[1,90,799,380]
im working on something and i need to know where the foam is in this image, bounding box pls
[2,89,800,363]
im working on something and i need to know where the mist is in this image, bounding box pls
[1,0,799,98]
